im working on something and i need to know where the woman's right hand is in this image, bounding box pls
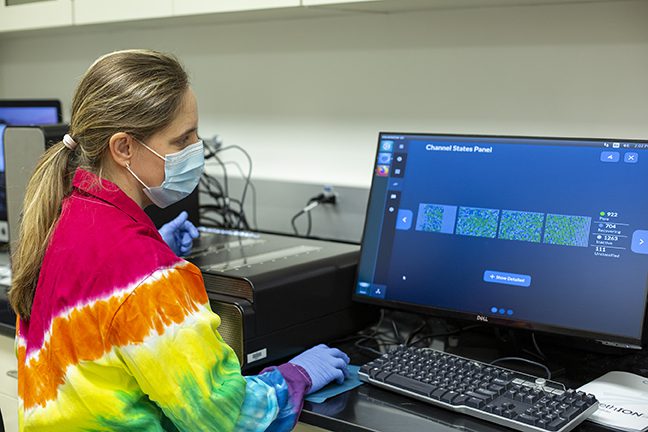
[289,344,350,394]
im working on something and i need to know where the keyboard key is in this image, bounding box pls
[493,377,512,386]
[492,405,505,415]
[504,402,516,410]
[525,394,539,404]
[384,374,435,396]
[574,400,587,411]
[476,388,498,398]
[504,390,517,399]
[503,409,516,419]
[544,414,557,422]
[547,417,568,431]
[518,413,538,425]
[562,407,581,420]
[466,397,484,409]
[483,403,496,413]
[537,396,552,405]
[453,394,469,406]
[374,371,392,382]
[431,388,448,400]
[488,383,505,394]
[465,391,491,402]
[441,391,459,404]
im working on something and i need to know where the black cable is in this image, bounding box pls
[291,210,305,236]
[354,339,384,356]
[207,153,229,199]
[291,199,320,237]
[291,207,313,236]
[203,143,253,230]
[202,137,250,229]
[391,320,403,345]
[216,145,253,230]
[405,319,428,346]
[306,210,313,237]
[200,177,226,209]
[200,157,234,227]
[199,175,230,227]
[200,201,250,230]
[490,356,552,380]
[223,161,258,230]
[532,333,547,360]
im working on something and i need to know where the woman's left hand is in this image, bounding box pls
[158,211,200,256]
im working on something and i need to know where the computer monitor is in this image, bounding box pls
[0,100,62,242]
[354,132,648,350]
[0,100,62,126]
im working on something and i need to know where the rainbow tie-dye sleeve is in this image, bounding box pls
[108,263,309,431]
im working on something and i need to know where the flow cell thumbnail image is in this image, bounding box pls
[498,210,544,243]
[543,213,591,247]
[415,204,457,234]
[455,207,500,238]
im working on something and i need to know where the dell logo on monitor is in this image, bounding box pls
[476,315,489,322]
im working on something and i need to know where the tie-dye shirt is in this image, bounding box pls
[17,168,311,431]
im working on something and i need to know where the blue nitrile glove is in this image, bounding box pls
[289,344,351,394]
[158,211,200,257]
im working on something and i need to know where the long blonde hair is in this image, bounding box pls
[9,49,189,322]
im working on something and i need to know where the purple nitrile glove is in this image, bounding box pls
[289,344,351,394]
[158,211,200,257]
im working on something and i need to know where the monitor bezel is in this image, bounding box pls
[353,131,648,349]
[0,99,63,124]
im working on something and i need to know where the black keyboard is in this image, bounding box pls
[359,346,598,432]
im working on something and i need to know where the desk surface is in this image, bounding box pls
[301,380,613,432]
[299,318,648,432]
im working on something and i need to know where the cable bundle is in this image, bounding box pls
[200,136,257,230]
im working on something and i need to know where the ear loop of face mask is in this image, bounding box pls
[125,138,166,190]
[126,161,152,190]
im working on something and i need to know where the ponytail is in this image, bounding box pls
[8,142,75,322]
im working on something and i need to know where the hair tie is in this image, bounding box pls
[63,134,78,151]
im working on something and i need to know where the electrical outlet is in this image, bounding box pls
[321,185,338,204]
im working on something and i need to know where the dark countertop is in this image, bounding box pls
[301,383,615,432]
[299,314,648,432]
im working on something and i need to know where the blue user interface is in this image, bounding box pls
[356,133,648,343]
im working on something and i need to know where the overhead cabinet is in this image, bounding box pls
[73,0,173,25]
[173,0,300,16]
[0,0,71,32]
[0,0,631,33]
[301,0,380,5]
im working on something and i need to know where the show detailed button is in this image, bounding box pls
[483,270,531,287]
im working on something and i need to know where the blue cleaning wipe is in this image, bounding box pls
[304,365,364,404]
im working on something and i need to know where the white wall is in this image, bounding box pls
[1,0,647,187]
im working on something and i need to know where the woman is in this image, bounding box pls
[9,49,349,431]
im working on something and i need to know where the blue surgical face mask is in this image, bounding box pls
[127,139,204,208]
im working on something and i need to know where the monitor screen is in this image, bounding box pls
[0,105,61,126]
[354,133,648,348]
[0,100,62,238]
